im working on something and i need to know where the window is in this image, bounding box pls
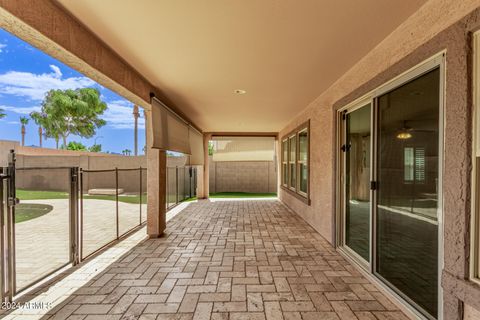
[281,121,310,201]
[404,147,425,183]
[282,139,288,186]
[298,128,308,194]
[288,135,296,189]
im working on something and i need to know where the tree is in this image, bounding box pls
[30,88,107,147]
[122,149,132,156]
[89,144,102,152]
[208,142,214,156]
[38,126,43,148]
[133,105,140,156]
[0,108,5,119]
[20,116,29,146]
[62,141,87,151]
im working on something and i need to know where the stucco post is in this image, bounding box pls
[202,133,211,199]
[145,109,166,237]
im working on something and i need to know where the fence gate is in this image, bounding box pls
[0,152,15,302]
[0,151,152,300]
[79,167,146,260]
[0,151,79,299]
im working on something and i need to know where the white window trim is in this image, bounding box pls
[470,31,480,283]
[288,134,297,191]
[296,127,309,197]
[281,138,288,187]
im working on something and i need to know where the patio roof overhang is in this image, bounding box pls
[14,0,427,133]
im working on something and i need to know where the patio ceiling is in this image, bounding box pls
[57,0,426,132]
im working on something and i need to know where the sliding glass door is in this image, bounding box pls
[344,104,371,262]
[375,68,440,319]
[339,58,442,319]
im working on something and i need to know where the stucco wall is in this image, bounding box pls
[209,157,277,194]
[15,153,146,192]
[0,140,18,166]
[278,1,480,319]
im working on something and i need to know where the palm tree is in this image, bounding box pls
[38,126,43,148]
[0,108,5,119]
[20,116,29,146]
[133,105,140,156]
[122,149,132,156]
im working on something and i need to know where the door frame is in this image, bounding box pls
[337,97,374,271]
[335,52,445,320]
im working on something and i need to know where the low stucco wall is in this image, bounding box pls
[9,146,192,194]
[278,1,480,319]
[15,153,147,193]
[209,157,277,194]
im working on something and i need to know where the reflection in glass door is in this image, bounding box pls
[344,105,371,262]
[376,68,440,318]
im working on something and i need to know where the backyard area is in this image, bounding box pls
[13,187,275,290]
[14,188,147,291]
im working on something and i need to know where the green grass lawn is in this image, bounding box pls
[17,189,147,204]
[16,189,276,219]
[15,203,53,223]
[14,189,147,223]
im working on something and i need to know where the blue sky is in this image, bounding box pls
[0,28,145,154]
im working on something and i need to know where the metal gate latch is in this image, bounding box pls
[7,197,20,206]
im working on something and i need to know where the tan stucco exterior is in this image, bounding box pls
[279,0,480,243]
[1,0,480,318]
[278,1,480,319]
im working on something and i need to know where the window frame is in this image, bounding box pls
[280,120,310,204]
[288,134,297,191]
[403,146,426,184]
[281,138,288,187]
[471,31,480,283]
[297,127,309,197]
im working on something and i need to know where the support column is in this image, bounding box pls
[145,109,166,237]
[202,133,211,199]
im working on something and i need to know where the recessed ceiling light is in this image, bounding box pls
[234,89,246,94]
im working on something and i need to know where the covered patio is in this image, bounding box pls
[1,1,480,319]
[3,200,408,320]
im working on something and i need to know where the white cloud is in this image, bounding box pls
[0,43,6,53]
[0,65,94,101]
[0,104,40,115]
[49,65,62,78]
[103,101,145,130]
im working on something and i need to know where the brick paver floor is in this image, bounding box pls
[22,200,409,320]
[15,198,144,290]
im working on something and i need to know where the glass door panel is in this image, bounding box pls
[345,104,371,262]
[376,68,440,318]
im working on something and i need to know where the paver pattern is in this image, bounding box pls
[37,200,409,319]
[16,199,144,290]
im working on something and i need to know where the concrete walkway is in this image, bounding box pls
[5,200,410,320]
